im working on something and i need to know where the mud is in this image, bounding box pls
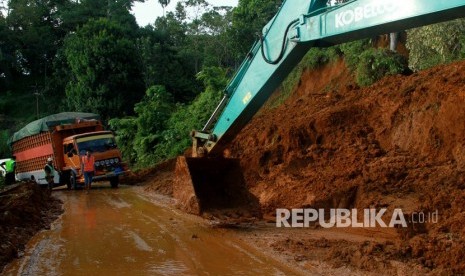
[0,182,62,271]
[2,186,302,275]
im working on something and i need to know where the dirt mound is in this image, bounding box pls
[121,158,176,196]
[0,182,63,271]
[228,59,465,273]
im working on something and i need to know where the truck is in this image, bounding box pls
[9,112,127,189]
[173,0,465,215]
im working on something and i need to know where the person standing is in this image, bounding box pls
[1,156,16,185]
[44,157,55,190]
[81,151,95,193]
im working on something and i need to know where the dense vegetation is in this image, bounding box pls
[1,0,464,168]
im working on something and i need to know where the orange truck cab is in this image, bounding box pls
[9,112,128,189]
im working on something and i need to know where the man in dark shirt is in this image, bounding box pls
[44,157,55,191]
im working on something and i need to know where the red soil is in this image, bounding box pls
[141,58,465,274]
[0,182,63,272]
[227,59,465,274]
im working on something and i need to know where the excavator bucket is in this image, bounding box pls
[173,156,260,217]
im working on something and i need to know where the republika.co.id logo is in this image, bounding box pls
[276,208,438,228]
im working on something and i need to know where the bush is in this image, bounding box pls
[340,39,371,70]
[355,48,408,87]
[302,47,341,70]
[406,18,465,71]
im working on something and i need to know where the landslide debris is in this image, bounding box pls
[228,59,465,273]
[0,182,63,271]
[142,59,465,274]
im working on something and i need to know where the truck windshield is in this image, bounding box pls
[76,134,117,153]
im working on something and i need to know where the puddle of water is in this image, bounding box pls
[3,186,301,275]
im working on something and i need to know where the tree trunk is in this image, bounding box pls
[389,32,399,52]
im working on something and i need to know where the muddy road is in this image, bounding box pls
[3,185,298,275]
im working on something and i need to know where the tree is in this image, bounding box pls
[0,10,10,91]
[151,66,227,162]
[133,85,174,165]
[199,6,235,68]
[109,85,174,166]
[6,0,65,87]
[176,0,208,73]
[229,0,282,59]
[138,20,201,102]
[58,0,140,35]
[158,0,170,17]
[64,18,145,120]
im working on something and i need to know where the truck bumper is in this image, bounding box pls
[92,170,125,181]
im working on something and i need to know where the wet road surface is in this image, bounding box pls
[3,185,298,275]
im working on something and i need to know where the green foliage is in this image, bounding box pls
[152,67,226,161]
[230,0,283,58]
[406,18,465,71]
[355,48,408,87]
[58,0,140,33]
[109,117,137,164]
[7,0,63,78]
[0,88,50,123]
[303,47,342,70]
[340,39,371,70]
[135,86,174,136]
[195,6,236,68]
[133,86,175,165]
[0,12,9,91]
[110,85,174,166]
[110,67,226,167]
[341,39,409,86]
[64,18,145,120]
[137,21,201,102]
[0,129,11,158]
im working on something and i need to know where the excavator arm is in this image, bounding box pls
[175,0,465,215]
[192,0,465,157]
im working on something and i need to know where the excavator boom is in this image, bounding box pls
[195,0,465,155]
[175,0,465,215]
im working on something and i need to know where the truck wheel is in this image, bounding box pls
[70,171,77,190]
[64,172,71,190]
[110,177,119,188]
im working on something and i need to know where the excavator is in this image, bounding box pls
[173,0,465,215]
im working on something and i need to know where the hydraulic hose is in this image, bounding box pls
[260,0,356,65]
[260,19,299,65]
